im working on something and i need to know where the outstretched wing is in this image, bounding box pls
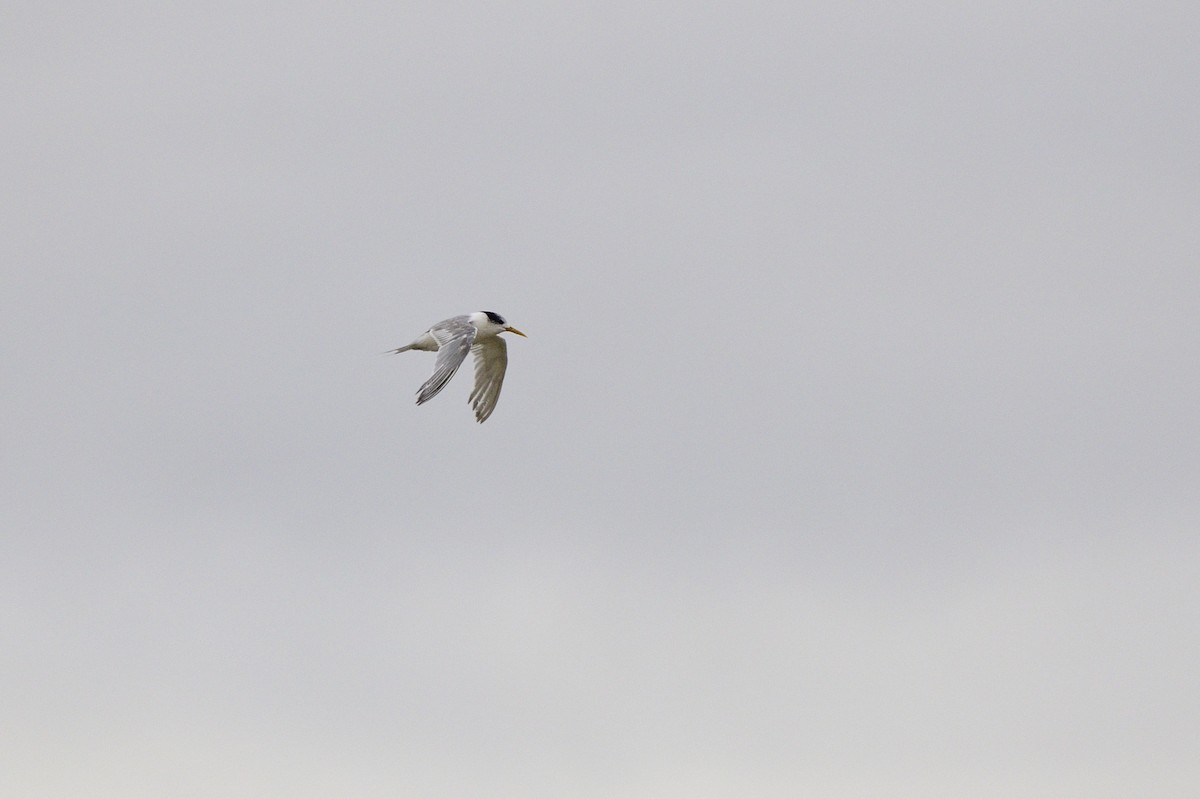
[469,336,508,423]
[415,317,476,405]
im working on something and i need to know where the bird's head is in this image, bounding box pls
[472,311,527,338]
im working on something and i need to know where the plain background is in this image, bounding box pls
[3,2,1198,796]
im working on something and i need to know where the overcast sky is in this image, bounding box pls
[3,2,1198,797]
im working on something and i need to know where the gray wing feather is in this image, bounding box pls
[469,336,508,423]
[415,317,476,405]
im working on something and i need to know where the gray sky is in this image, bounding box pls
[3,2,1198,796]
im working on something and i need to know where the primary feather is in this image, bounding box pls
[469,336,508,423]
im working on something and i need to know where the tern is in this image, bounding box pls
[390,311,527,423]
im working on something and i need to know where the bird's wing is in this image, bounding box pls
[415,318,476,405]
[469,336,508,423]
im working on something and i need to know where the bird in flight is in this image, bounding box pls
[390,311,527,423]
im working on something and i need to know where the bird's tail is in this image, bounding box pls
[387,344,414,354]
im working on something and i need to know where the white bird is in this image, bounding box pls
[390,311,527,423]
